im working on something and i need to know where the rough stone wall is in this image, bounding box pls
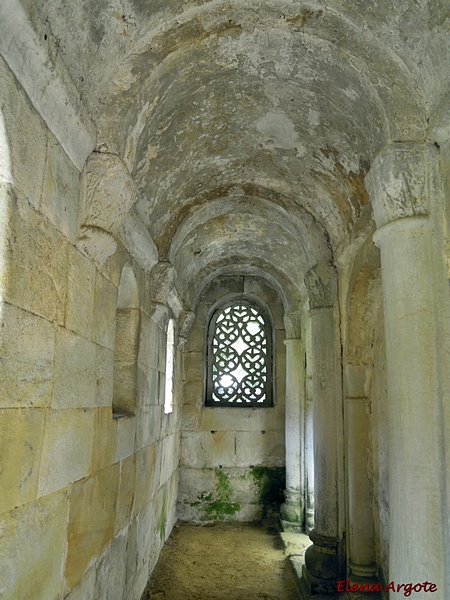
[178,274,286,522]
[0,56,179,600]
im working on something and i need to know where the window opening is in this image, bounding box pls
[164,318,175,414]
[206,300,272,406]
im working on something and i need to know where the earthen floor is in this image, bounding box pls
[142,520,300,600]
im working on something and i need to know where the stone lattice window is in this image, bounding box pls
[206,300,272,407]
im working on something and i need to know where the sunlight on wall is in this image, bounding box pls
[164,318,175,414]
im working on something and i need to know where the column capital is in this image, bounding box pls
[365,141,438,229]
[305,263,336,310]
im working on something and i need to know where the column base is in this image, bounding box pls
[280,489,304,532]
[298,530,344,596]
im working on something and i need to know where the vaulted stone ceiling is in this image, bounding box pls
[27,0,450,308]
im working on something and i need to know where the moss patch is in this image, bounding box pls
[201,470,240,520]
[250,466,286,517]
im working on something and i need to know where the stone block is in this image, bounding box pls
[149,444,162,498]
[137,363,159,406]
[0,303,55,408]
[92,272,117,349]
[94,530,128,600]
[2,194,68,324]
[135,405,161,451]
[0,491,68,600]
[113,361,137,414]
[0,408,45,514]
[235,430,285,468]
[115,308,140,362]
[180,430,236,468]
[38,408,94,496]
[137,312,159,368]
[136,502,153,569]
[64,568,95,600]
[133,444,155,515]
[65,244,95,339]
[200,407,255,431]
[95,344,114,407]
[159,433,179,488]
[181,380,204,405]
[243,277,279,304]
[125,517,139,595]
[185,325,206,352]
[178,466,216,503]
[92,407,116,473]
[115,453,136,533]
[114,415,136,462]
[65,464,120,589]
[41,133,80,243]
[0,57,47,208]
[53,327,96,408]
[181,404,200,430]
[182,351,203,381]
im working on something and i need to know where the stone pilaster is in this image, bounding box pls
[365,142,445,597]
[280,337,305,531]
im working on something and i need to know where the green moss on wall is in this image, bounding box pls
[250,466,286,517]
[201,470,240,520]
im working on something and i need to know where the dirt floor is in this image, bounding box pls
[142,519,300,600]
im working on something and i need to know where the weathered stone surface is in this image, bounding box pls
[0,56,47,208]
[180,431,236,469]
[182,351,203,381]
[114,415,136,463]
[0,408,45,514]
[92,407,116,473]
[41,133,80,243]
[64,567,96,600]
[135,405,162,450]
[115,453,136,533]
[92,271,117,349]
[0,491,68,600]
[65,464,120,589]
[65,243,96,339]
[2,193,68,324]
[0,302,55,408]
[53,327,96,408]
[95,344,114,407]
[133,444,156,516]
[38,408,94,496]
[235,431,284,468]
[94,529,128,600]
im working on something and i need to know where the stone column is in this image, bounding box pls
[305,316,315,534]
[365,142,445,596]
[280,336,305,531]
[345,395,377,582]
[300,265,345,597]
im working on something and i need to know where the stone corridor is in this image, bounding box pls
[1,1,450,599]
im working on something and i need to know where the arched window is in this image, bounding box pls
[206,299,273,407]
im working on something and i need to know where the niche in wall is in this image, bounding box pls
[113,264,140,416]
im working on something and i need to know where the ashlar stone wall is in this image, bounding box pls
[178,275,286,522]
[0,56,180,600]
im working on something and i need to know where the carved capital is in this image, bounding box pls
[77,152,138,264]
[305,263,336,310]
[283,310,302,339]
[365,142,437,228]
